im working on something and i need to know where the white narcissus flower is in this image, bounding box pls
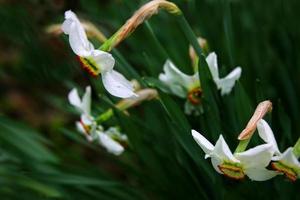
[257,119,300,181]
[206,52,242,96]
[158,53,241,114]
[191,130,277,181]
[62,10,136,98]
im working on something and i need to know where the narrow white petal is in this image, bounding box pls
[257,119,280,155]
[212,135,239,162]
[76,121,85,134]
[61,10,77,34]
[62,10,94,57]
[245,168,278,181]
[68,22,94,56]
[159,72,186,98]
[80,114,93,126]
[98,132,124,156]
[61,19,73,34]
[82,86,91,115]
[216,67,241,96]
[206,52,219,80]
[68,88,82,109]
[101,70,137,98]
[91,50,115,72]
[235,144,273,168]
[191,130,214,156]
[159,60,199,97]
[273,147,300,167]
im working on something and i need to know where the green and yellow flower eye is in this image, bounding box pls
[218,162,245,180]
[187,87,202,105]
[77,56,101,76]
[271,161,298,182]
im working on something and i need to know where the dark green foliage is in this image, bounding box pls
[0,0,300,199]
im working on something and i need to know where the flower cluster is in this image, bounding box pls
[59,1,299,183]
[192,117,300,181]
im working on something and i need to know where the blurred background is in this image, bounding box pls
[0,0,299,199]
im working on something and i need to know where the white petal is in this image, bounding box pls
[257,119,280,155]
[80,114,93,126]
[81,86,91,115]
[62,10,94,57]
[206,52,219,81]
[98,132,124,156]
[91,50,115,72]
[235,144,273,168]
[68,87,92,114]
[273,147,300,167]
[68,88,82,109]
[212,135,239,162]
[245,168,278,181]
[184,101,200,116]
[76,121,85,134]
[68,22,94,57]
[61,10,77,34]
[191,130,214,156]
[101,70,137,98]
[158,60,199,98]
[216,67,241,96]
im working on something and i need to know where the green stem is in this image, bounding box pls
[234,138,250,153]
[96,109,114,123]
[222,0,234,66]
[175,14,202,57]
[293,137,300,158]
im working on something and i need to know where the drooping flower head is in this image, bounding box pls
[257,119,300,181]
[62,10,136,98]
[68,86,128,155]
[191,130,277,181]
[158,52,241,114]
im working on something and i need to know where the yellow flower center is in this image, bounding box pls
[187,87,202,105]
[271,161,298,182]
[77,56,100,76]
[218,162,245,180]
[80,120,92,135]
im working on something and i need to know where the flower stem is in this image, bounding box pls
[96,89,158,123]
[175,14,202,58]
[234,139,250,153]
[96,109,113,123]
[293,137,300,158]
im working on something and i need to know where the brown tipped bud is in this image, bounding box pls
[116,89,159,110]
[189,37,208,65]
[108,0,181,51]
[238,100,273,140]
